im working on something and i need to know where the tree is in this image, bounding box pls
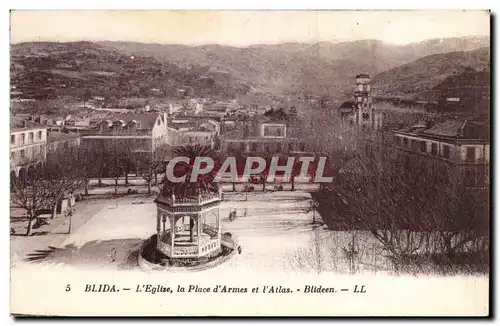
[291,106,490,273]
[329,141,489,273]
[105,139,136,195]
[44,145,87,219]
[137,155,156,195]
[136,145,169,195]
[11,166,54,236]
[78,142,100,196]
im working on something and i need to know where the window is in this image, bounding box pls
[263,125,285,137]
[37,131,42,140]
[431,143,438,155]
[240,142,245,152]
[29,132,34,143]
[443,145,450,159]
[403,138,409,148]
[251,143,257,152]
[466,147,476,162]
[20,149,25,158]
[362,112,370,121]
[20,133,25,145]
[288,143,293,152]
[419,141,426,152]
[276,143,282,152]
[11,134,15,145]
[299,143,306,151]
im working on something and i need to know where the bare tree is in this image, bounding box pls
[44,145,86,219]
[136,155,155,195]
[288,228,328,274]
[78,141,100,196]
[11,166,54,236]
[105,139,136,195]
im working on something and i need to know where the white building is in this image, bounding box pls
[392,119,490,189]
[10,118,48,180]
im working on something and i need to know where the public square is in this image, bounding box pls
[12,185,368,274]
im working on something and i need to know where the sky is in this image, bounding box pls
[10,10,490,46]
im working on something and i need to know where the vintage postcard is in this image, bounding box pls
[9,10,490,317]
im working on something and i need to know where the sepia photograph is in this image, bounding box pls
[8,9,491,317]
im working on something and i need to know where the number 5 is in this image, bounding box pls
[65,284,71,292]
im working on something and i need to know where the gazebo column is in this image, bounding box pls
[170,215,175,256]
[217,208,221,235]
[197,214,202,249]
[156,211,161,248]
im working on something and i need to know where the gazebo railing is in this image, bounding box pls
[163,192,222,206]
[157,234,220,258]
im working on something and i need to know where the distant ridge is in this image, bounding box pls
[10,35,489,101]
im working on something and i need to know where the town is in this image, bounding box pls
[10,39,490,276]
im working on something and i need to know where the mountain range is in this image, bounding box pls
[11,36,490,106]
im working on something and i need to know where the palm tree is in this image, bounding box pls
[160,144,221,198]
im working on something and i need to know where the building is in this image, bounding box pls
[167,118,219,149]
[221,115,305,156]
[46,131,82,152]
[10,118,47,180]
[185,99,204,115]
[392,118,490,190]
[204,101,239,118]
[339,74,383,130]
[80,112,169,154]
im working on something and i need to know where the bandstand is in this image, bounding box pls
[155,190,223,259]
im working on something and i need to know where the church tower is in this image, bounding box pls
[354,74,372,120]
[353,73,380,128]
[338,73,382,130]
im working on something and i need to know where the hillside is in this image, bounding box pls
[10,36,490,104]
[10,41,251,102]
[420,69,490,116]
[371,47,490,97]
[98,36,489,98]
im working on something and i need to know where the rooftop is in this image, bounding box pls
[395,119,490,140]
[11,117,47,132]
[99,113,163,130]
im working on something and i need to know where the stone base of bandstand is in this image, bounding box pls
[156,228,221,259]
[138,234,238,272]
